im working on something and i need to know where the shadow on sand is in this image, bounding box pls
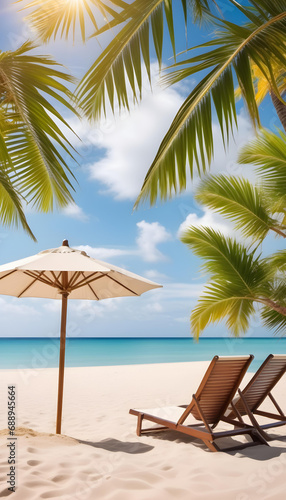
[135,428,286,459]
[79,428,286,460]
[79,437,154,454]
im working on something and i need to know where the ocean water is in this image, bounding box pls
[0,337,286,371]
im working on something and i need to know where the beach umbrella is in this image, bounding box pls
[0,240,161,434]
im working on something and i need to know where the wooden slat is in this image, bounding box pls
[190,357,253,424]
[230,355,286,417]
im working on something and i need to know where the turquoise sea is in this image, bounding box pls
[0,337,286,371]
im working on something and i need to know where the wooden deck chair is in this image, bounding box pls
[227,354,286,441]
[129,355,268,452]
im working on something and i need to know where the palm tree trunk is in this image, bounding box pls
[263,298,286,316]
[270,89,286,132]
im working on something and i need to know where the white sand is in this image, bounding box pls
[0,361,286,499]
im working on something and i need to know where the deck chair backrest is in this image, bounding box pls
[233,354,286,415]
[191,355,253,425]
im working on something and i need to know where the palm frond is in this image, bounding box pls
[181,226,274,336]
[77,0,191,119]
[261,306,286,334]
[195,175,279,241]
[134,8,286,206]
[0,168,35,240]
[17,0,128,42]
[180,226,266,290]
[238,129,286,215]
[235,60,286,105]
[190,282,256,337]
[266,251,286,274]
[6,126,73,212]
[0,41,77,215]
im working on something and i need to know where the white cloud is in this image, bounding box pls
[88,82,184,199]
[151,283,205,300]
[0,297,40,316]
[69,282,204,324]
[64,63,184,200]
[177,208,233,238]
[136,220,172,262]
[71,297,122,322]
[0,281,205,337]
[67,74,255,202]
[61,203,88,221]
[43,301,62,313]
[144,269,169,281]
[145,302,163,313]
[76,220,172,263]
[75,245,137,260]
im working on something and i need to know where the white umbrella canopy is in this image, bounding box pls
[0,240,162,434]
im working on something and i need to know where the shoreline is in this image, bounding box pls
[0,359,258,374]
[0,337,286,371]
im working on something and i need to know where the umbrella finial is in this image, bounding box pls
[62,239,69,247]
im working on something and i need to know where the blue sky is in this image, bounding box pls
[0,1,283,338]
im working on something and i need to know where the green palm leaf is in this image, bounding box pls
[134,7,286,206]
[76,0,217,119]
[0,41,78,237]
[17,0,128,42]
[195,175,280,241]
[0,168,35,240]
[261,280,286,332]
[238,129,286,216]
[261,307,286,334]
[77,0,191,119]
[190,282,256,337]
[181,226,264,286]
[20,0,202,117]
[181,226,270,336]
[265,251,286,274]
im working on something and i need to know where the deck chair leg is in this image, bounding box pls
[251,422,271,442]
[136,413,143,436]
[250,430,269,446]
[202,439,218,452]
[238,390,271,442]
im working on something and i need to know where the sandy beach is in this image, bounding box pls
[0,360,286,500]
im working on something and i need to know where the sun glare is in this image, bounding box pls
[65,0,82,5]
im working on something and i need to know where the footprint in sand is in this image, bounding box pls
[24,481,49,488]
[27,447,38,454]
[27,460,41,466]
[165,486,189,496]
[132,471,162,485]
[40,491,66,498]
[84,474,102,482]
[51,474,70,483]
[58,462,71,469]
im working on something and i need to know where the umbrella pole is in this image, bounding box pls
[56,291,69,434]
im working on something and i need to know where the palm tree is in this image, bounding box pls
[181,129,286,337]
[235,61,286,132]
[19,0,286,207]
[0,41,77,240]
[18,0,286,337]
[19,0,286,337]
